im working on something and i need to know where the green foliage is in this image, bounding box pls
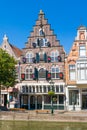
[48,91,55,96]
[0,49,17,88]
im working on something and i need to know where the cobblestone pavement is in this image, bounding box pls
[0,110,87,122]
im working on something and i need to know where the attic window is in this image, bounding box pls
[4,45,6,48]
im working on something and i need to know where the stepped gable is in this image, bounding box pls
[25,10,60,49]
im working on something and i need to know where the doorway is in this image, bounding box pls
[82,94,87,109]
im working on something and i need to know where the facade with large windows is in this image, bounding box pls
[16,10,66,110]
[65,25,87,110]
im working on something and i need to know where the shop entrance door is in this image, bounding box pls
[82,94,87,109]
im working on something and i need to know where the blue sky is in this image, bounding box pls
[0,0,87,53]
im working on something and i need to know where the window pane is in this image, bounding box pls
[69,90,79,105]
[44,95,51,104]
[79,46,86,57]
[51,73,55,78]
[81,69,85,80]
[51,68,55,72]
[70,71,75,80]
[56,85,59,92]
[59,95,64,104]
[39,68,46,78]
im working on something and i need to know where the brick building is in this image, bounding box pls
[16,10,66,110]
[65,25,87,110]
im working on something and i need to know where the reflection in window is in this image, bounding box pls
[59,95,64,104]
[53,95,57,104]
[44,95,51,104]
[69,90,79,105]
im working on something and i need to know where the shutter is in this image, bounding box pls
[21,73,25,80]
[58,56,61,62]
[36,53,39,63]
[32,43,36,48]
[22,57,26,63]
[46,70,51,80]
[59,72,63,79]
[37,38,40,46]
[44,53,47,62]
[32,57,36,63]
[33,68,38,80]
[48,56,51,63]
[47,42,51,47]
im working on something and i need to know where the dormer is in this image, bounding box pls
[75,25,87,40]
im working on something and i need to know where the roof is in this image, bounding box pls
[10,44,22,58]
[78,25,86,30]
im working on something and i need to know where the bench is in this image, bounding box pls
[10,108,26,112]
[35,110,50,114]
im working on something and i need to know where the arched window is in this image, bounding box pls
[26,52,33,63]
[51,51,59,62]
[39,52,44,61]
[51,66,60,79]
[38,68,46,79]
[39,28,44,36]
[36,38,48,47]
[25,67,33,80]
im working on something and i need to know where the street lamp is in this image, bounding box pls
[48,80,55,115]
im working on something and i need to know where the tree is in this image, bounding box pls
[0,49,17,106]
[48,90,55,114]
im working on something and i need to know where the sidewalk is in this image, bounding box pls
[0,110,87,122]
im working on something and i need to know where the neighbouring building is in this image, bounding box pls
[65,25,87,111]
[0,34,22,108]
[16,10,66,110]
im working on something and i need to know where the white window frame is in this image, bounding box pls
[69,65,76,81]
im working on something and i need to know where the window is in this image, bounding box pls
[59,95,64,104]
[77,63,87,80]
[69,90,79,105]
[39,52,44,61]
[38,68,46,79]
[39,28,44,36]
[44,95,51,104]
[51,51,59,62]
[60,85,64,92]
[26,52,33,63]
[79,46,86,57]
[56,85,59,92]
[25,67,33,80]
[36,86,39,93]
[29,86,31,93]
[51,66,60,79]
[69,65,76,80]
[36,37,48,47]
[43,86,47,93]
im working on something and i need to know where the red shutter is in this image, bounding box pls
[59,72,63,79]
[48,56,51,62]
[21,74,25,80]
[58,56,61,62]
[22,57,26,63]
[47,73,51,79]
